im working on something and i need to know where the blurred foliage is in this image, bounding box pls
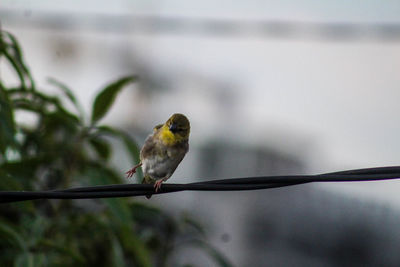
[0,30,232,267]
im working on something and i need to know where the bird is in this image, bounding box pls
[126,113,190,198]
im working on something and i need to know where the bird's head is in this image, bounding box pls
[160,113,190,145]
[166,113,190,139]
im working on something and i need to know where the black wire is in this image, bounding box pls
[1,166,400,203]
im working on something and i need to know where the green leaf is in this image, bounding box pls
[0,220,27,251]
[96,126,142,182]
[129,202,164,226]
[110,236,126,267]
[47,77,85,121]
[21,215,47,248]
[189,240,233,267]
[118,225,152,267]
[83,165,151,267]
[0,84,16,154]
[14,252,38,267]
[182,213,206,237]
[37,239,85,264]
[6,31,35,90]
[89,137,111,160]
[85,161,122,185]
[2,49,27,90]
[1,31,35,90]
[105,198,132,223]
[8,89,81,125]
[1,159,42,189]
[84,164,131,222]
[91,76,137,124]
[0,169,23,190]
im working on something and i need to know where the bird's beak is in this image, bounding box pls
[169,123,178,132]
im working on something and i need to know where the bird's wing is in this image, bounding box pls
[140,133,158,160]
[164,141,189,177]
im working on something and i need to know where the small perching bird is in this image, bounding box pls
[126,113,190,198]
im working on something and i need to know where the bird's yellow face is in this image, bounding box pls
[159,113,190,146]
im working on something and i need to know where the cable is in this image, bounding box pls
[1,166,400,203]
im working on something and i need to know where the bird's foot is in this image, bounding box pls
[125,163,142,178]
[154,179,164,192]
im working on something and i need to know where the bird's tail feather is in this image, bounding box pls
[142,175,154,199]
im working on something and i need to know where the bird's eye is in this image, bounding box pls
[173,128,184,133]
[169,123,178,133]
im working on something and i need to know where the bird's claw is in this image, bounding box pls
[154,179,164,192]
[125,169,135,178]
[125,163,142,178]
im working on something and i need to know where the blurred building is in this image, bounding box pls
[172,142,400,266]
[244,186,400,267]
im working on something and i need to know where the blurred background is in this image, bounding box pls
[1,1,400,266]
